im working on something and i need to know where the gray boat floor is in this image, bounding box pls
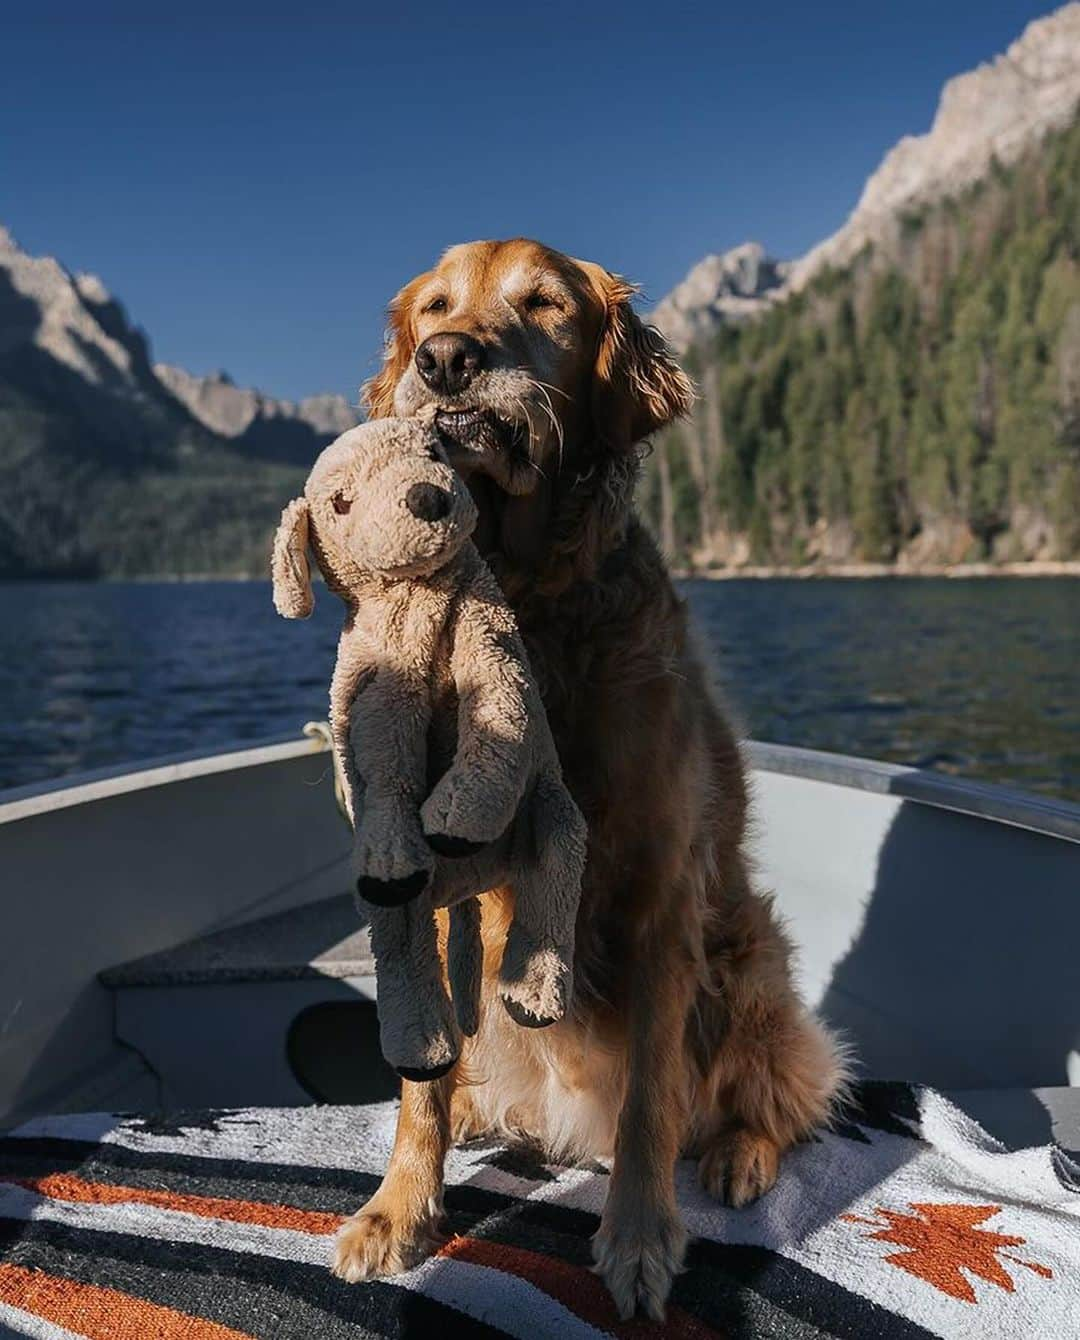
[100,891,373,986]
[98,892,1080,1156]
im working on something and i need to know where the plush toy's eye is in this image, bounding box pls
[423,296,448,314]
[332,492,352,515]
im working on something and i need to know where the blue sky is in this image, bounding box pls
[3,1,1056,402]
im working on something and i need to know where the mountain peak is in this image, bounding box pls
[653,2,1080,348]
[74,272,112,306]
[790,0,1080,287]
[650,242,791,351]
[154,362,357,444]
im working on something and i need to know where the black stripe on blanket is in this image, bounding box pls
[680,1241,938,1340]
[0,1139,382,1215]
[0,1136,385,1200]
[829,1081,922,1145]
[0,1193,938,1340]
[0,1217,505,1340]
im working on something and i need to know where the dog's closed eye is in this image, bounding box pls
[333,493,352,515]
[524,291,561,312]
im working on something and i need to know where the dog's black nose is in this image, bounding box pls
[414,332,484,395]
[405,482,451,522]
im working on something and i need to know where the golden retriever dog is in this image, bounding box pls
[332,238,847,1319]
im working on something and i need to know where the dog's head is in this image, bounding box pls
[271,417,478,616]
[363,240,692,579]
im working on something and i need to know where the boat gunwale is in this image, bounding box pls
[745,741,1080,844]
[1,732,1077,844]
[0,730,328,826]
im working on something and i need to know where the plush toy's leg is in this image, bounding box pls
[499,773,587,1029]
[447,897,482,1039]
[364,898,459,1081]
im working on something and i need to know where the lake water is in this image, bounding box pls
[0,578,1076,801]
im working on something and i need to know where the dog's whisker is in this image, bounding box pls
[515,370,573,402]
[512,395,550,480]
[520,378,565,471]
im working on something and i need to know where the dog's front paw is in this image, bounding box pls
[332,1202,444,1283]
[592,1200,687,1322]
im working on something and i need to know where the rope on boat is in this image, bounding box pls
[302,721,353,829]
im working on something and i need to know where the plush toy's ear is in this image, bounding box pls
[579,261,695,451]
[271,497,314,618]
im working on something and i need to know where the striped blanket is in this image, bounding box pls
[0,1084,1077,1338]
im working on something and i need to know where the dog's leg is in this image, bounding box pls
[333,1071,455,1281]
[694,861,848,1208]
[592,925,695,1322]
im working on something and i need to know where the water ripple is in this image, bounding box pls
[0,577,1076,800]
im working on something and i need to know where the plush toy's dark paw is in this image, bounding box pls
[356,869,430,907]
[396,1059,456,1083]
[502,997,559,1029]
[426,832,486,859]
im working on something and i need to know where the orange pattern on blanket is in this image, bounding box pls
[438,1234,720,1338]
[9,1172,345,1236]
[0,1264,255,1339]
[842,1202,1053,1303]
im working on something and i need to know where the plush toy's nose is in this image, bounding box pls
[405,482,451,522]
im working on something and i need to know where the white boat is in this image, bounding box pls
[2,729,1078,1147]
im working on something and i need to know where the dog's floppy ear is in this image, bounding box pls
[581,262,695,450]
[361,272,430,419]
[272,497,314,618]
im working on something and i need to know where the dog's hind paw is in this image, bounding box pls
[698,1129,781,1208]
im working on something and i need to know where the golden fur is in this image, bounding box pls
[332,238,847,1320]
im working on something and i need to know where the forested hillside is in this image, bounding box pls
[642,113,1080,569]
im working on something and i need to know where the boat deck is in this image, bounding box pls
[2,732,1078,1130]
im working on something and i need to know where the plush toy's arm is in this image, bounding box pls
[340,655,434,903]
[420,576,534,850]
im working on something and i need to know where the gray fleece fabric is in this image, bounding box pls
[273,415,585,1077]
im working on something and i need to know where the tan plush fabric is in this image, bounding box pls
[272,416,586,1078]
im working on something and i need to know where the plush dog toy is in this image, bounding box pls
[271,415,586,1080]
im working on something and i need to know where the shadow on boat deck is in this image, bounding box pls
[820,798,1080,1139]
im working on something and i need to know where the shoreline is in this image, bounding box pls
[3,561,1080,585]
[673,561,1080,580]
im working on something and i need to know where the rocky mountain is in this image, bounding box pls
[790,1,1080,288]
[0,227,357,576]
[649,243,790,353]
[155,365,356,463]
[3,240,131,392]
[653,3,1080,350]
